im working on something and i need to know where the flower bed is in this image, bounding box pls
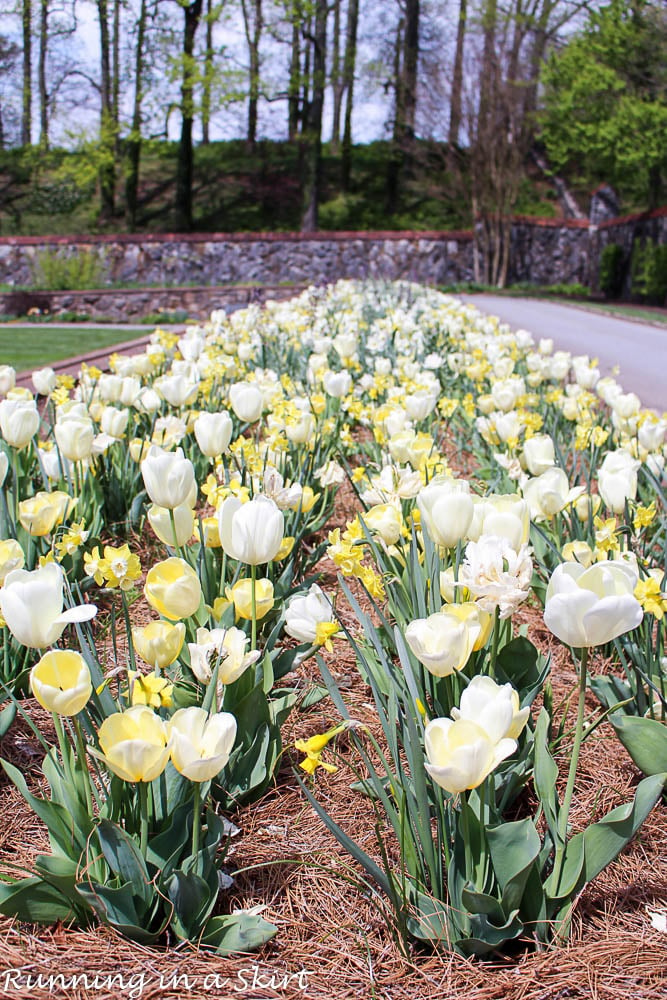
[0,281,664,997]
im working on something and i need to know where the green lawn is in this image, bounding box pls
[566,300,667,325]
[0,327,145,374]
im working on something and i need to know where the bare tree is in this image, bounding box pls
[300,0,327,230]
[340,0,358,188]
[125,0,151,228]
[174,0,203,231]
[329,0,342,150]
[240,0,263,147]
[449,0,467,146]
[21,0,32,145]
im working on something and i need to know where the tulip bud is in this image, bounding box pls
[141,444,195,510]
[92,706,171,783]
[169,707,237,782]
[194,411,234,458]
[227,577,274,620]
[144,557,202,621]
[147,502,195,548]
[229,382,263,422]
[30,649,92,716]
[417,476,473,549]
[218,494,284,565]
[0,398,40,450]
[132,620,186,669]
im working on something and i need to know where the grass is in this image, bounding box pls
[0,327,144,373]
[568,300,667,325]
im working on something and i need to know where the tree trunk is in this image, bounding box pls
[300,0,327,231]
[97,0,115,219]
[330,0,342,151]
[22,0,32,146]
[112,0,121,148]
[340,0,358,189]
[201,0,214,144]
[402,0,419,139]
[300,6,312,135]
[448,0,466,148]
[175,0,203,232]
[385,14,404,215]
[38,0,48,149]
[241,0,263,149]
[125,0,148,230]
[287,1,300,139]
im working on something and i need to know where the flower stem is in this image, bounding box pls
[552,646,589,892]
[73,716,94,819]
[250,563,257,651]
[488,607,500,678]
[192,781,202,858]
[139,780,149,857]
[169,507,185,562]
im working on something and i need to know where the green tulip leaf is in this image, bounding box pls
[580,771,666,885]
[0,702,16,738]
[487,818,541,914]
[533,709,560,843]
[461,886,506,922]
[96,820,151,907]
[34,854,87,910]
[269,690,298,729]
[497,636,549,706]
[457,910,525,955]
[405,892,452,942]
[200,912,278,954]
[0,758,79,859]
[165,869,216,940]
[0,875,79,923]
[298,684,330,709]
[610,715,667,776]
[76,880,145,934]
[590,674,633,713]
[547,771,666,903]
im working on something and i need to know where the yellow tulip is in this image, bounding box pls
[92,706,171,783]
[132,620,185,669]
[144,557,202,621]
[0,539,24,585]
[274,536,295,560]
[30,649,92,716]
[226,577,274,621]
[18,491,73,537]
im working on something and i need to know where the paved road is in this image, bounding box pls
[460,295,666,412]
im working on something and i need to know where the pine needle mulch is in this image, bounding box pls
[0,483,666,1000]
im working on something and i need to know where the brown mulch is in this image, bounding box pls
[0,472,666,999]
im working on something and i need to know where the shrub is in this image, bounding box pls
[631,238,667,304]
[30,247,106,291]
[598,243,625,298]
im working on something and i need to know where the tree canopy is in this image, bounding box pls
[540,0,667,207]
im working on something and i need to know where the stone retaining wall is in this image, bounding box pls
[0,230,476,291]
[0,283,305,323]
[0,211,664,317]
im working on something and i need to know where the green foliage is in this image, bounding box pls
[631,238,667,304]
[540,0,667,207]
[598,243,626,298]
[30,248,106,291]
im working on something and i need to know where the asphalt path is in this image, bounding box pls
[460,295,666,413]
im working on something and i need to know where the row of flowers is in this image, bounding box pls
[0,280,663,956]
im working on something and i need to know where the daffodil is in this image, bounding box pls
[295,722,348,775]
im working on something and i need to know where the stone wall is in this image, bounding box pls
[0,230,476,291]
[592,208,667,296]
[508,217,591,286]
[0,211,664,317]
[0,283,305,323]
